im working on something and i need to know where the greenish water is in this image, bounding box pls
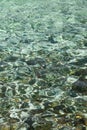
[0,0,87,130]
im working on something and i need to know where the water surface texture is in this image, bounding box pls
[0,0,87,130]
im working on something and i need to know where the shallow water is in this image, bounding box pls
[0,0,87,130]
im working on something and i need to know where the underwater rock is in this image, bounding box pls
[34,121,52,130]
[0,124,10,130]
[72,77,87,94]
[5,55,19,62]
[37,80,47,89]
[70,57,87,66]
[53,104,65,114]
[0,61,8,71]
[20,38,33,44]
[74,116,86,127]
[26,59,36,65]
[73,68,87,76]
[75,113,87,126]
[25,116,34,130]
[48,34,57,43]
[75,125,86,130]
[68,90,78,97]
[59,126,73,130]
[0,46,6,52]
[83,38,87,47]
[26,58,46,68]
[35,69,46,79]
[29,78,36,85]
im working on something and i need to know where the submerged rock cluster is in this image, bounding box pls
[0,0,87,130]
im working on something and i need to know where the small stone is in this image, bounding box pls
[29,78,36,85]
[72,77,87,94]
[59,126,73,130]
[35,121,52,130]
[73,68,87,76]
[0,125,10,130]
[53,105,65,114]
[26,59,36,65]
[69,90,77,97]
[76,125,86,130]
[5,55,19,62]
[25,116,34,130]
[48,34,57,43]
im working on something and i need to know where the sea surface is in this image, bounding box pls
[0,0,87,130]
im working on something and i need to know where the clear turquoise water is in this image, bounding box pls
[0,0,87,129]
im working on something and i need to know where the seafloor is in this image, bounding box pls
[0,0,87,130]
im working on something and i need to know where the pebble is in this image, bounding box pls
[59,126,73,130]
[72,77,87,94]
